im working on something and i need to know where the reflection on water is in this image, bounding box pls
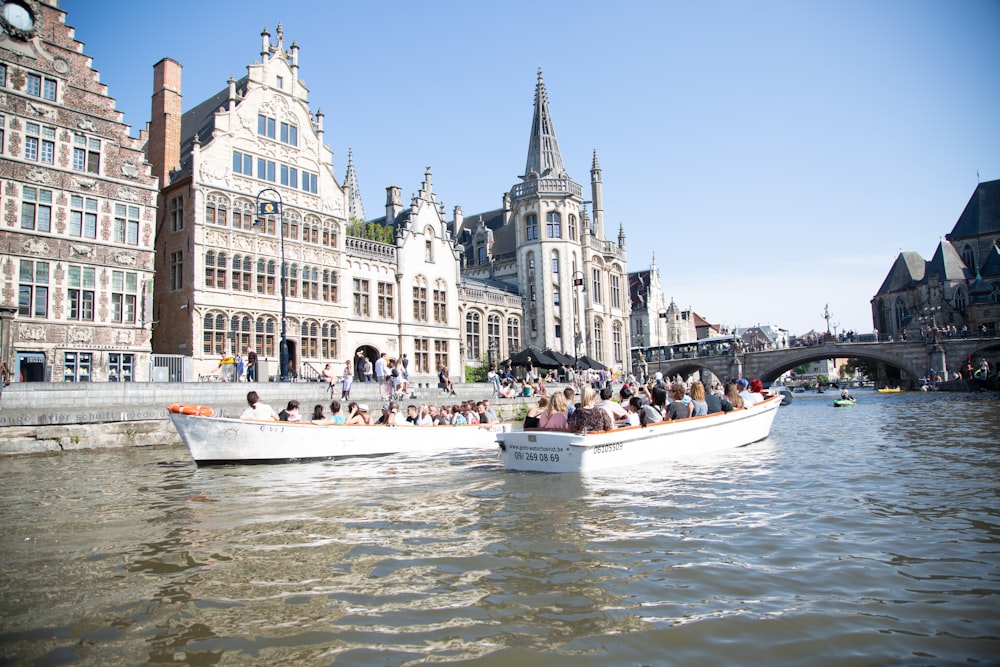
[1,391,999,665]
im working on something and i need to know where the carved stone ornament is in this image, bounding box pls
[113,252,137,266]
[26,167,54,185]
[28,102,56,120]
[68,326,94,343]
[113,329,135,345]
[22,238,49,255]
[77,118,99,133]
[74,176,98,190]
[121,160,140,179]
[117,187,139,202]
[18,323,46,341]
[70,244,94,257]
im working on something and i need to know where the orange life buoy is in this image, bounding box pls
[170,404,214,417]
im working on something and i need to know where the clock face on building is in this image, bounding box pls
[1,0,38,39]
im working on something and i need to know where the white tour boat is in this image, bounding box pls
[497,394,782,473]
[168,405,510,466]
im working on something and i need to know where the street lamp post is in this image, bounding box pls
[254,188,289,382]
[572,271,586,371]
[658,307,668,348]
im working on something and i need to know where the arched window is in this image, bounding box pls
[507,317,521,354]
[433,280,448,324]
[961,244,975,271]
[551,250,559,274]
[256,316,276,357]
[203,312,227,355]
[302,266,318,300]
[954,288,967,311]
[301,320,319,358]
[593,317,604,361]
[321,322,338,359]
[412,275,428,321]
[232,254,251,292]
[612,321,623,363]
[466,311,481,359]
[893,300,909,331]
[568,214,577,241]
[323,269,338,303]
[205,250,226,289]
[487,314,501,358]
[288,263,299,298]
[546,211,561,238]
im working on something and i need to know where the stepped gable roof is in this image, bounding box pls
[926,239,972,282]
[947,179,1000,241]
[876,251,926,295]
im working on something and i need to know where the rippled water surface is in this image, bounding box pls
[2,390,999,666]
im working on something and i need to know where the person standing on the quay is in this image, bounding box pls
[341,359,353,400]
[246,348,258,382]
[235,354,244,382]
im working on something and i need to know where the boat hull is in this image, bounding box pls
[497,395,782,473]
[169,413,510,465]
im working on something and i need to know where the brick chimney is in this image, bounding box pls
[148,58,182,187]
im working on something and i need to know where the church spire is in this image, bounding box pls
[523,68,567,181]
[344,148,365,221]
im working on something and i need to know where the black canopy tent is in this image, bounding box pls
[576,354,605,370]
[503,346,561,369]
[544,349,576,367]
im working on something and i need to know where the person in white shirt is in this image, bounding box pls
[596,386,628,423]
[240,391,280,420]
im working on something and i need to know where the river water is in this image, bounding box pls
[1,390,998,666]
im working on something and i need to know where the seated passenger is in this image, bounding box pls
[240,390,280,421]
[523,396,548,429]
[567,385,613,433]
[536,392,568,430]
[666,383,694,420]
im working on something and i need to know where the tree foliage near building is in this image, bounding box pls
[346,217,395,244]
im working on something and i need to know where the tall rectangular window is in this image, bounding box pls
[169,251,183,290]
[111,271,138,323]
[413,286,427,321]
[591,268,603,304]
[108,353,135,382]
[18,259,49,318]
[322,270,338,303]
[63,352,92,383]
[280,164,298,188]
[114,204,140,245]
[169,196,184,232]
[611,275,621,309]
[433,288,447,324]
[525,214,538,240]
[434,339,448,376]
[414,338,429,374]
[67,265,96,321]
[69,195,98,238]
[353,278,370,317]
[24,122,54,163]
[257,158,276,182]
[280,122,298,146]
[232,150,253,175]
[73,133,101,173]
[301,172,317,193]
[377,282,394,319]
[21,186,52,231]
[257,114,276,139]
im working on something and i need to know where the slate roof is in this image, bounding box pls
[628,270,652,310]
[925,239,972,282]
[947,179,1000,241]
[875,251,927,294]
[454,208,514,256]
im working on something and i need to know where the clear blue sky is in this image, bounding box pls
[64,0,1000,336]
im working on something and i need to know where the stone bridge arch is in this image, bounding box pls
[646,337,1000,386]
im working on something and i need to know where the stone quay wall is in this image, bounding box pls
[0,382,529,457]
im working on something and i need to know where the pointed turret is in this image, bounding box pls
[523,68,567,181]
[344,148,365,221]
[591,149,604,239]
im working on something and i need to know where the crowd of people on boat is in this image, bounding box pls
[239,390,498,427]
[520,373,774,433]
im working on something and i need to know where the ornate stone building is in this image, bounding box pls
[872,179,1000,339]
[0,0,159,382]
[455,71,630,370]
[146,26,467,382]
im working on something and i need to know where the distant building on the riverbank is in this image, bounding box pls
[0,2,159,382]
[872,179,1000,340]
